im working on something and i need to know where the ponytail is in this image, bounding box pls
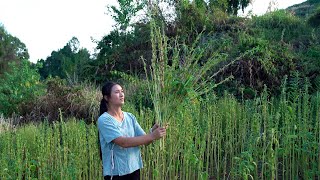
[99,98,108,116]
[98,98,107,161]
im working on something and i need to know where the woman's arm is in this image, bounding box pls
[113,127,166,148]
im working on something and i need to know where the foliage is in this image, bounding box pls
[165,0,251,16]
[300,44,320,91]
[251,10,309,42]
[107,0,146,31]
[175,0,251,40]
[94,7,319,98]
[0,114,15,132]
[0,119,101,179]
[92,0,251,85]
[230,33,294,93]
[37,37,92,81]
[0,60,45,116]
[22,77,100,124]
[212,10,320,97]
[232,151,256,180]
[176,0,216,38]
[144,19,229,127]
[2,1,320,179]
[287,0,320,18]
[91,23,151,83]
[225,0,251,15]
[308,6,320,28]
[0,24,29,76]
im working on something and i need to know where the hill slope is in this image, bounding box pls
[287,0,320,17]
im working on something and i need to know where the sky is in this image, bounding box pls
[240,0,307,16]
[0,0,306,63]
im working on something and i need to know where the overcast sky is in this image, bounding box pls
[0,0,306,63]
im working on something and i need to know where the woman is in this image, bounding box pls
[97,82,166,180]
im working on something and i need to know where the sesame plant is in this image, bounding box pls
[0,83,319,179]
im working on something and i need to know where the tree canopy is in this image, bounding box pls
[0,24,29,75]
[37,37,92,81]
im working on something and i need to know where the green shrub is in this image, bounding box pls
[251,10,310,42]
[214,31,296,97]
[301,44,320,92]
[0,60,45,116]
[252,10,301,30]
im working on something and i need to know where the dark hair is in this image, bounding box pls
[99,81,118,116]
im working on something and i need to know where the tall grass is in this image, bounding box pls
[1,86,319,179]
[143,19,227,127]
[0,115,14,133]
[0,84,319,179]
[0,118,102,179]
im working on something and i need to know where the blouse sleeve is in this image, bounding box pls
[129,113,146,136]
[98,116,122,144]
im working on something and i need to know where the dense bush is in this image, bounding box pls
[23,77,100,124]
[213,9,320,97]
[0,60,45,116]
[251,10,311,43]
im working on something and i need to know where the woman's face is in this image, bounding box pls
[106,84,125,106]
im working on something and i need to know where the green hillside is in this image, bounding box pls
[287,0,320,17]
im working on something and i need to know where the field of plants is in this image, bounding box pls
[1,74,320,179]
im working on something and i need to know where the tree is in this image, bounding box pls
[107,0,146,32]
[37,37,92,80]
[0,60,44,116]
[93,23,151,83]
[226,0,251,15]
[0,24,29,75]
[159,0,251,16]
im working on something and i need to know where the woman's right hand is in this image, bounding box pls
[151,126,166,140]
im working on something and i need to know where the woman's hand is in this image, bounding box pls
[151,123,169,132]
[151,123,159,133]
[151,127,166,140]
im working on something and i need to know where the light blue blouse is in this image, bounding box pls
[97,112,146,176]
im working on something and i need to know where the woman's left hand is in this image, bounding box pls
[151,123,159,132]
